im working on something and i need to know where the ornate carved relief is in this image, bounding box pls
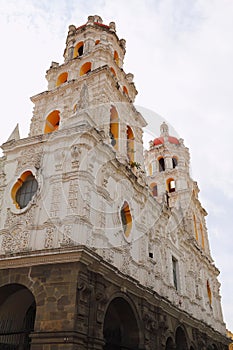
[61,225,73,246]
[0,165,6,187]
[71,144,81,169]
[44,226,56,249]
[121,247,131,274]
[2,228,30,253]
[79,84,89,110]
[95,287,108,323]
[50,183,62,218]
[5,207,35,229]
[67,180,79,215]
[16,146,43,172]
[53,149,65,171]
[102,248,114,263]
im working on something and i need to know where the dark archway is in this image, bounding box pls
[0,283,36,349]
[166,336,175,350]
[103,297,139,350]
[175,326,188,350]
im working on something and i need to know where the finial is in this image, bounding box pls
[87,16,95,25]
[94,15,103,23]
[160,122,169,137]
[7,124,20,142]
[109,21,116,32]
[126,73,134,83]
[120,39,126,49]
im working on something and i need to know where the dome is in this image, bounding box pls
[153,136,179,146]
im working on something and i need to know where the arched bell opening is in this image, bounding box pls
[120,201,132,238]
[172,156,178,168]
[0,283,36,349]
[44,110,60,134]
[110,106,119,150]
[167,178,176,193]
[123,86,128,95]
[114,50,119,66]
[103,297,140,350]
[80,62,92,76]
[150,182,158,197]
[158,157,165,172]
[56,72,68,86]
[73,41,84,58]
[127,126,134,163]
[110,67,116,76]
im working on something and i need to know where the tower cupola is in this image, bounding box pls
[145,122,190,207]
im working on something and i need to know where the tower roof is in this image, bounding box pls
[153,122,180,146]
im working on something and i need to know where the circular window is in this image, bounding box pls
[12,171,38,209]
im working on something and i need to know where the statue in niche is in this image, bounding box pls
[79,84,89,110]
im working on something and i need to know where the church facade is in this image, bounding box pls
[0,15,230,350]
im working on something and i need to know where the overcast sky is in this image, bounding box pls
[0,0,232,331]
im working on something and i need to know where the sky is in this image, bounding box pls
[0,0,233,331]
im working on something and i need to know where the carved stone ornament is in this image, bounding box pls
[44,226,56,249]
[5,207,35,228]
[79,84,89,110]
[60,225,73,246]
[2,228,30,253]
[16,146,43,172]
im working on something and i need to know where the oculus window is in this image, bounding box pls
[12,171,38,209]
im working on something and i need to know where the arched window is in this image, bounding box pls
[80,62,92,76]
[73,41,84,58]
[172,157,178,168]
[127,126,134,163]
[120,201,132,237]
[11,171,38,209]
[114,50,119,66]
[150,182,158,197]
[110,106,119,150]
[167,178,176,193]
[193,214,198,241]
[44,110,60,134]
[56,72,68,87]
[207,280,212,306]
[158,157,165,172]
[172,256,178,290]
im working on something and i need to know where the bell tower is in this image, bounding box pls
[145,122,190,204]
[145,121,212,255]
[29,15,146,169]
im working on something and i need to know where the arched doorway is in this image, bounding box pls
[175,326,188,350]
[103,297,139,350]
[0,283,36,349]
